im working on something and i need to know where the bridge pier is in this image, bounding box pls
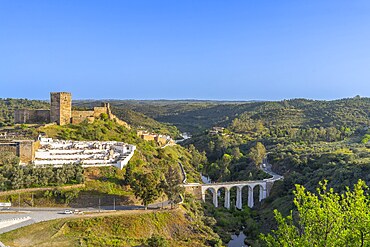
[212,189,218,207]
[236,186,242,209]
[259,187,267,201]
[248,186,254,208]
[224,188,230,209]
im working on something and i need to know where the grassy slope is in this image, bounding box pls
[0,119,201,208]
[0,209,217,247]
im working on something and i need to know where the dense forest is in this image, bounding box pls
[71,97,370,134]
[97,96,370,245]
[173,97,370,245]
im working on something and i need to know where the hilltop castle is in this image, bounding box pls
[14,92,129,127]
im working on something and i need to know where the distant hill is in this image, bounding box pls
[104,97,370,134]
[2,97,370,134]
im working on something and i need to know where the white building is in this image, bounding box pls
[34,137,136,169]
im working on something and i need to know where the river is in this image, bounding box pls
[227,231,248,247]
[201,174,248,247]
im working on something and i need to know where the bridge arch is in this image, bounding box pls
[256,183,267,202]
[192,162,282,210]
[200,181,269,209]
[203,187,218,207]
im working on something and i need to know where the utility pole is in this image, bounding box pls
[98,198,101,212]
[113,198,116,210]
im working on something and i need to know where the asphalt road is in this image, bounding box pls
[0,200,170,234]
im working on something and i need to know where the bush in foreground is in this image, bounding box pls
[261,180,370,247]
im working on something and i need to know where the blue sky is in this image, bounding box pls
[1,1,370,100]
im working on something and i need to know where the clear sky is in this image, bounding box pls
[1,1,370,100]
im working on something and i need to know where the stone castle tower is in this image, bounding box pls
[15,91,129,128]
[50,92,72,125]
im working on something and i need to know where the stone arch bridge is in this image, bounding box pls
[184,164,283,209]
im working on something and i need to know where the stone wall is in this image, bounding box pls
[50,92,72,125]
[110,115,130,129]
[18,140,35,164]
[71,116,95,124]
[93,107,109,117]
[70,103,130,127]
[0,140,36,164]
[71,110,95,118]
[14,109,50,124]
[71,110,95,124]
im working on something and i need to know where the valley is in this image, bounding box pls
[0,96,370,246]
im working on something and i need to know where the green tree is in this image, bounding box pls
[0,174,8,191]
[55,169,67,185]
[10,167,24,189]
[100,113,109,121]
[162,165,185,208]
[261,180,370,247]
[255,120,264,133]
[0,152,19,166]
[188,144,207,171]
[231,147,243,160]
[131,171,161,209]
[249,142,266,166]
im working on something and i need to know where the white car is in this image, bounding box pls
[64,209,73,214]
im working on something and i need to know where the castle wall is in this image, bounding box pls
[70,103,115,124]
[14,109,50,124]
[50,92,72,125]
[93,107,109,117]
[110,115,130,129]
[71,116,95,124]
[71,110,94,118]
[71,110,94,124]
